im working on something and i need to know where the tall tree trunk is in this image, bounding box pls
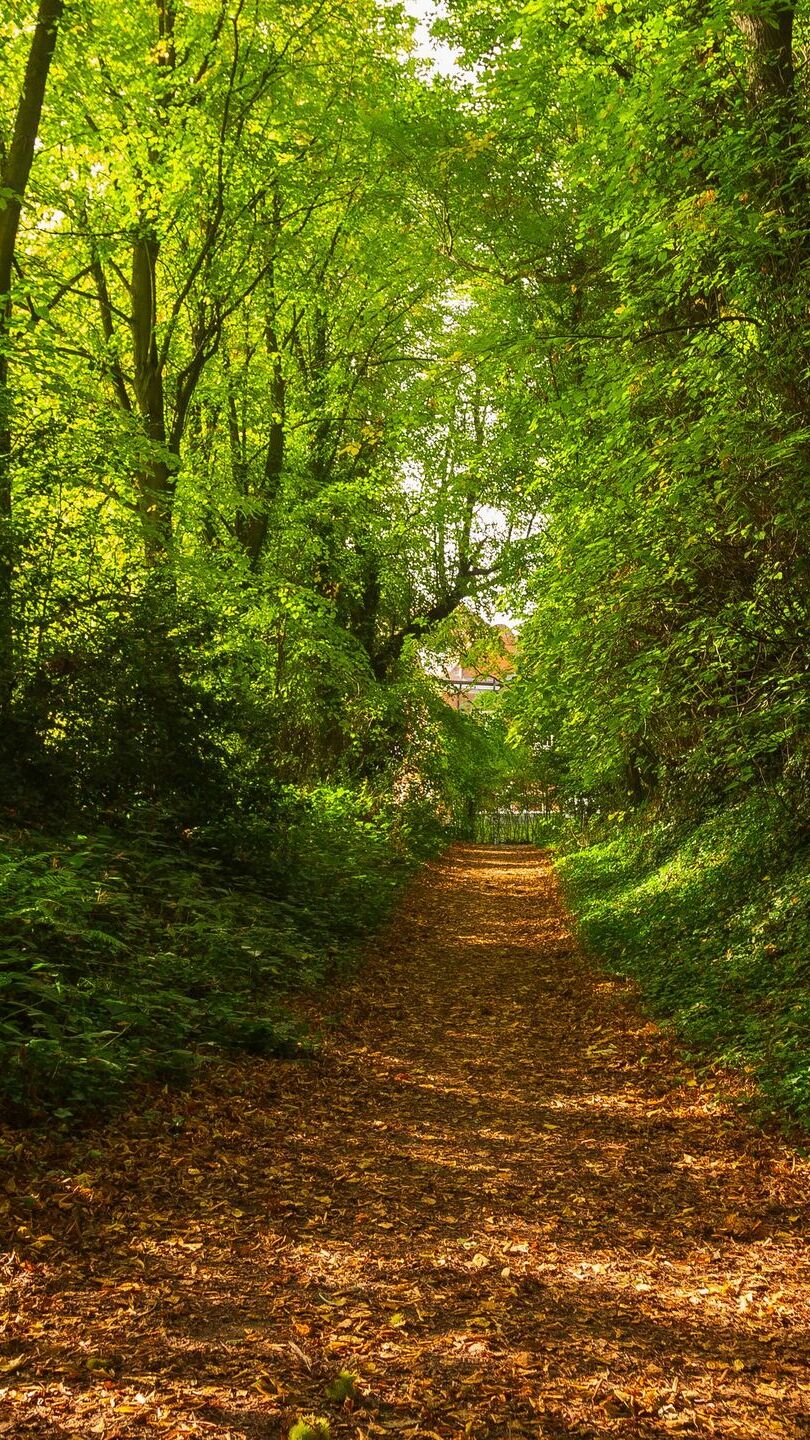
[735,4,795,103]
[735,3,801,214]
[235,203,286,569]
[735,4,809,424]
[0,0,63,719]
[129,0,177,565]
[309,304,331,492]
[131,228,174,561]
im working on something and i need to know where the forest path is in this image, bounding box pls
[3,844,810,1439]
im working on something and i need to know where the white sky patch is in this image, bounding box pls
[37,208,66,231]
[400,457,424,494]
[405,0,463,77]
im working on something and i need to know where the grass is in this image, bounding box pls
[555,792,810,1128]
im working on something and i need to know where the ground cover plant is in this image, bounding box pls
[556,794,810,1128]
[0,787,442,1122]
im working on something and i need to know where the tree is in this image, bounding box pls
[0,0,63,721]
[437,0,810,807]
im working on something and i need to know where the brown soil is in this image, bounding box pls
[2,844,810,1438]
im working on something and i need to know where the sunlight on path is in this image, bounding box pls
[2,845,810,1437]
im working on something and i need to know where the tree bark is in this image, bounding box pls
[0,0,64,717]
[131,227,175,560]
[735,4,795,103]
[235,206,286,569]
[735,3,800,208]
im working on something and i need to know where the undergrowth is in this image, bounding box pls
[556,792,810,1129]
[0,786,438,1124]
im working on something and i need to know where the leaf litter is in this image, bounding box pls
[1,844,810,1437]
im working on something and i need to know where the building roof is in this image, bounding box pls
[434,624,516,709]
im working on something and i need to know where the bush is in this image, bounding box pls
[0,784,438,1123]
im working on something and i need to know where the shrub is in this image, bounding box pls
[0,783,437,1123]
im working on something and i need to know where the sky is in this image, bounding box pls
[405,0,463,77]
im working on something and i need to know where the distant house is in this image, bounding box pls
[434,624,516,711]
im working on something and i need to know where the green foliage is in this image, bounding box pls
[0,789,430,1123]
[440,0,810,815]
[4,0,808,1134]
[0,0,527,1126]
[325,1371,361,1404]
[557,794,810,1126]
[289,1418,331,1440]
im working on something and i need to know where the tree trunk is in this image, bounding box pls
[0,0,63,718]
[735,4,810,425]
[735,5,795,103]
[131,229,175,561]
[129,1,177,564]
[735,4,801,214]
[235,217,286,569]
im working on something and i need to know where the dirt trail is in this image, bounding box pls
[2,844,810,1438]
